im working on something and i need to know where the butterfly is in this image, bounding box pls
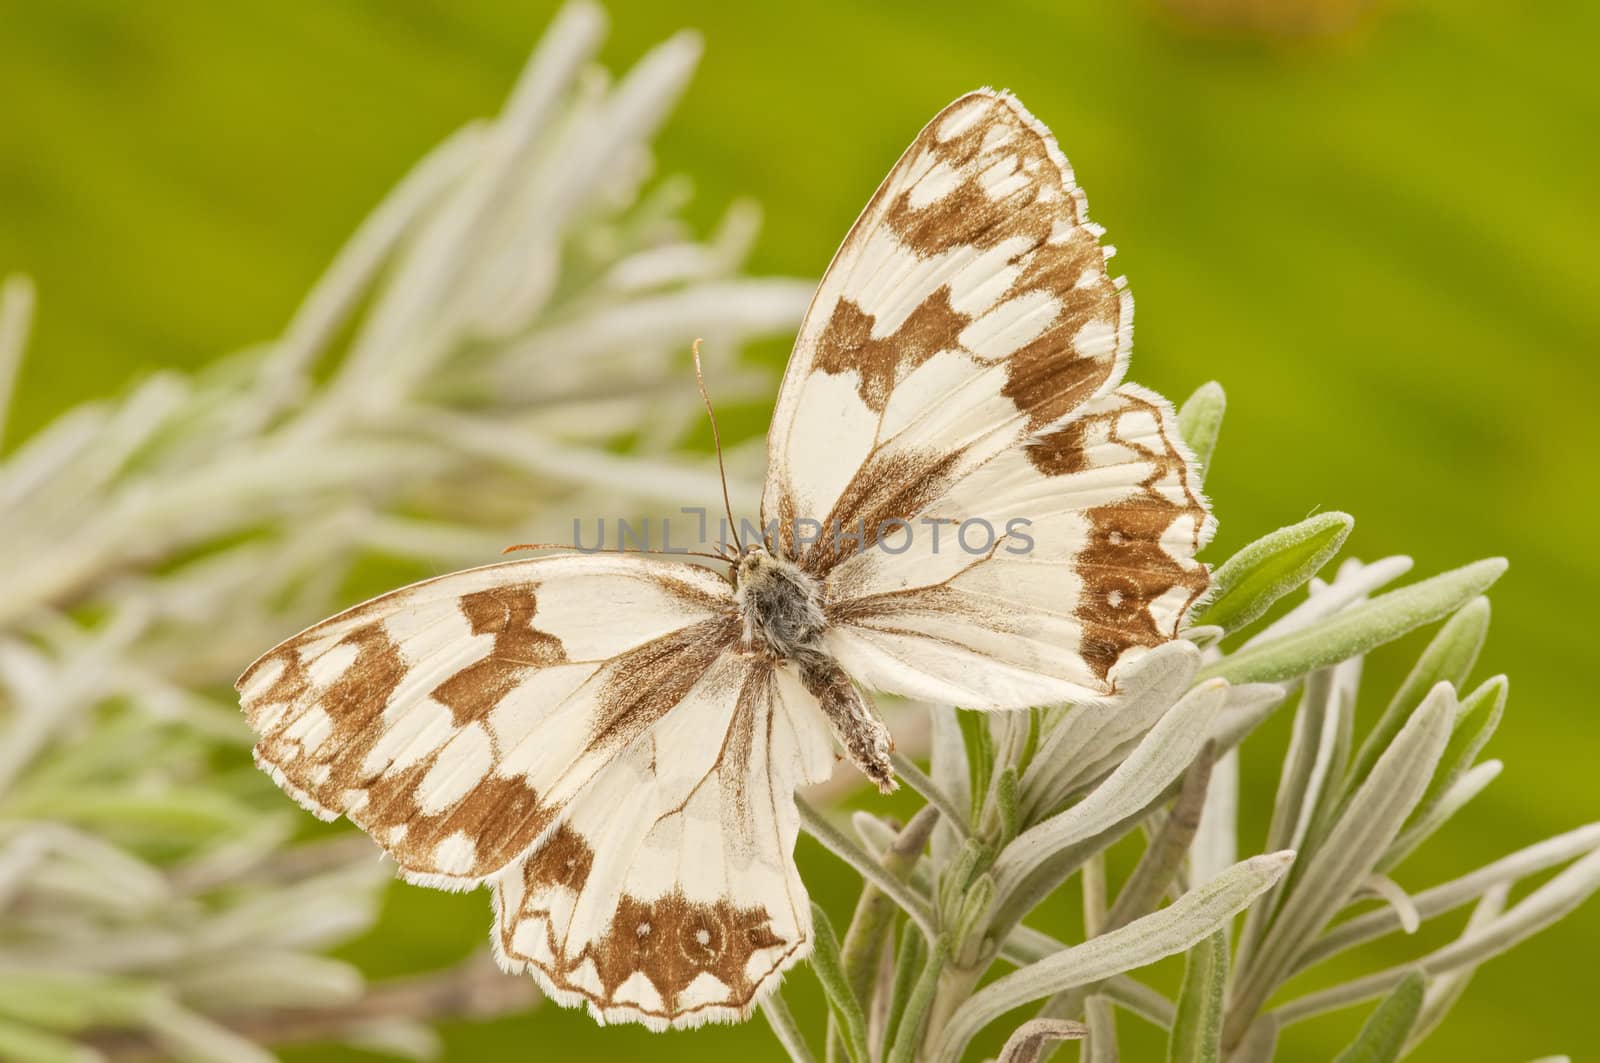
[237,89,1212,1031]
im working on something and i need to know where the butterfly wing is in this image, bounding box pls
[237,554,763,887]
[762,90,1210,706]
[823,384,1210,707]
[491,658,833,1028]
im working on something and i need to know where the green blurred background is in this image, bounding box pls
[2,1,1596,1059]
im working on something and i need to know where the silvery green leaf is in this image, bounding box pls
[1176,381,1226,477]
[852,811,898,857]
[957,710,995,825]
[1189,747,1238,887]
[1167,929,1227,1063]
[0,275,35,447]
[838,807,939,1025]
[1299,821,1600,972]
[929,852,1293,1063]
[953,874,996,957]
[798,801,936,939]
[1195,512,1353,635]
[1356,874,1420,935]
[808,904,870,1063]
[880,920,925,1061]
[997,1018,1087,1063]
[1224,684,1453,1036]
[0,1019,97,1063]
[1228,1013,1279,1063]
[885,936,948,1063]
[141,996,277,1063]
[763,989,819,1063]
[1206,682,1292,759]
[1021,641,1202,821]
[890,752,970,841]
[0,973,159,1031]
[1379,759,1501,872]
[177,953,364,1011]
[1199,559,1506,686]
[928,705,972,865]
[1346,596,1491,795]
[1085,997,1117,1063]
[1329,970,1425,1063]
[1237,667,1352,965]
[1411,675,1507,828]
[1101,975,1176,1028]
[1403,885,1507,1055]
[1244,555,1413,648]
[1275,847,1600,1026]
[342,1019,443,1062]
[995,679,1228,904]
[1107,743,1215,932]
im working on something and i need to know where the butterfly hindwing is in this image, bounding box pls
[491,660,832,1028]
[821,385,1211,707]
[237,555,745,886]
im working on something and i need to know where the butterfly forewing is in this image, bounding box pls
[237,555,744,887]
[763,90,1133,564]
[763,89,1210,701]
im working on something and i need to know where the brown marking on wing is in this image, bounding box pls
[587,615,743,756]
[506,828,795,1023]
[431,584,566,726]
[251,622,406,804]
[799,448,964,577]
[812,287,970,414]
[808,93,1124,429]
[1049,393,1211,680]
[358,768,555,876]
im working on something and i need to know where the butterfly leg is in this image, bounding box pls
[799,658,896,794]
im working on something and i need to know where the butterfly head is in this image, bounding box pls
[733,543,769,586]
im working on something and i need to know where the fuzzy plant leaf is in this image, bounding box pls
[1410,674,1507,829]
[1329,970,1425,1063]
[885,936,949,1063]
[808,903,871,1063]
[997,1018,1087,1063]
[1196,512,1353,635]
[0,1018,96,1063]
[931,852,1294,1063]
[763,990,819,1063]
[1299,821,1600,972]
[1168,929,1228,1063]
[1176,380,1226,477]
[1200,559,1506,686]
[1345,596,1492,795]
[880,919,927,1060]
[996,679,1229,903]
[1225,683,1454,1043]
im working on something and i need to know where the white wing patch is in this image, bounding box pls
[492,661,832,1029]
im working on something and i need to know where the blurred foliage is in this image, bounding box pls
[1,1,1596,1060]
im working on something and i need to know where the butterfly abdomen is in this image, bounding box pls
[798,658,896,794]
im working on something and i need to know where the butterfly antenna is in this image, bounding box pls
[693,338,743,555]
[501,543,730,563]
